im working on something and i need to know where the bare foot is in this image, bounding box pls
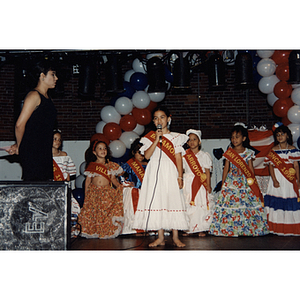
[198,232,206,237]
[173,238,186,247]
[149,238,165,247]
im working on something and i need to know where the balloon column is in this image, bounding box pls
[75,54,172,190]
[257,50,300,146]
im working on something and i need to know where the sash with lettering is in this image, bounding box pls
[223,148,264,204]
[266,150,300,201]
[144,131,177,168]
[184,148,208,206]
[53,159,64,181]
[85,162,111,182]
[126,158,145,214]
[126,158,145,183]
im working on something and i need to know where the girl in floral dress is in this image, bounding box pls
[209,124,269,237]
[264,125,300,235]
[78,140,124,239]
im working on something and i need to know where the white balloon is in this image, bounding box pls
[100,105,121,124]
[148,92,165,102]
[257,58,276,77]
[292,84,300,89]
[288,123,300,143]
[132,91,150,109]
[132,58,146,74]
[119,131,140,149]
[133,123,145,135]
[95,120,106,133]
[287,105,300,124]
[109,140,126,158]
[256,50,275,58]
[146,53,163,60]
[79,161,86,175]
[291,88,300,105]
[75,174,85,189]
[267,93,279,107]
[114,96,133,115]
[258,75,280,94]
[124,69,135,82]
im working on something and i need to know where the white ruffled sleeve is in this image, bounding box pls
[171,133,189,154]
[139,135,153,155]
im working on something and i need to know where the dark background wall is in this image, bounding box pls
[0,50,276,142]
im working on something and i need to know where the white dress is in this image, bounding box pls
[183,150,215,233]
[133,132,189,231]
[264,149,300,236]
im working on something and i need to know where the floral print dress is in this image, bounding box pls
[209,148,269,237]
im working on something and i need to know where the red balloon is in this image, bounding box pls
[132,107,152,125]
[276,63,289,81]
[119,114,137,131]
[273,97,293,118]
[271,50,291,65]
[90,133,110,146]
[273,81,292,99]
[146,100,158,112]
[103,122,122,141]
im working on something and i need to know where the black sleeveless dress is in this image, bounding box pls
[19,91,57,181]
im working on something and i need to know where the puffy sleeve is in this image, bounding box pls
[139,135,153,155]
[172,133,189,154]
[108,162,123,176]
[289,148,300,162]
[246,148,256,161]
[66,156,77,176]
[198,151,212,170]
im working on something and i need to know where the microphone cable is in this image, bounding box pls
[121,138,163,250]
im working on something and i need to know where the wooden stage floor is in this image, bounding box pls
[70,232,300,251]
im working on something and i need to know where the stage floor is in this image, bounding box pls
[70,232,300,251]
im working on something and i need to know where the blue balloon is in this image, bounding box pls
[118,81,135,98]
[72,188,85,208]
[164,65,173,83]
[110,148,131,165]
[130,72,148,90]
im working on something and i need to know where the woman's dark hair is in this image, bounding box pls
[28,59,57,87]
[53,129,63,150]
[152,106,171,118]
[230,124,251,148]
[273,125,293,146]
[130,138,143,158]
[85,140,111,168]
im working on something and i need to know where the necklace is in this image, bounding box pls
[278,143,289,154]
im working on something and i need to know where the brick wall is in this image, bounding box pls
[0,55,276,142]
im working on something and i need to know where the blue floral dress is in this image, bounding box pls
[209,148,269,237]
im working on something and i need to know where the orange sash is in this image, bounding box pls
[223,148,264,204]
[184,149,208,206]
[53,159,64,181]
[85,162,111,182]
[126,158,145,183]
[266,150,299,200]
[144,131,177,168]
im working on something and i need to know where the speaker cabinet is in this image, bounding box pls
[0,181,70,250]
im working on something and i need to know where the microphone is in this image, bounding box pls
[157,124,162,144]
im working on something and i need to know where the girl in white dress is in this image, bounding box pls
[183,129,214,236]
[133,106,189,247]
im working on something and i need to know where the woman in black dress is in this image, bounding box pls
[7,61,58,181]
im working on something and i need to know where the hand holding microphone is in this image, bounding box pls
[156,124,162,145]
